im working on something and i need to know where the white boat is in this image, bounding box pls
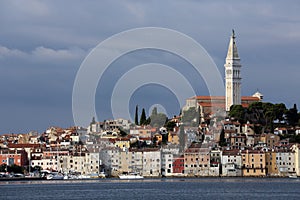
[119,172,144,180]
[289,175,298,179]
[46,173,64,180]
[77,174,91,179]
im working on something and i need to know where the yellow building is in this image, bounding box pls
[265,151,279,176]
[111,138,131,149]
[241,150,266,176]
[168,131,179,145]
[153,133,163,144]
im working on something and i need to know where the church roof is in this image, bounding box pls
[226,30,240,60]
[192,96,259,101]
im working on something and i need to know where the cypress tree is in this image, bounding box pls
[135,105,139,125]
[140,108,147,125]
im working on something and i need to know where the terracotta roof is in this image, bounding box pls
[191,96,259,101]
[222,149,241,156]
[199,102,225,108]
[8,143,42,148]
[241,97,260,101]
[198,102,252,108]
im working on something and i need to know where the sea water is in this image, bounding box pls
[1,178,299,200]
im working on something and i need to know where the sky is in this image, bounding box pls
[0,0,299,133]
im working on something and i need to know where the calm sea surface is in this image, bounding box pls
[1,178,300,200]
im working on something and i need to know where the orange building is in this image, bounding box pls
[0,149,28,167]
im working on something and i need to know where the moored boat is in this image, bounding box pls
[289,175,298,179]
[46,172,64,180]
[119,172,144,180]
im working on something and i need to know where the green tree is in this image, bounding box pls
[7,164,24,174]
[274,103,287,121]
[119,127,128,137]
[0,164,7,172]
[135,105,139,125]
[145,117,151,125]
[140,108,147,125]
[219,129,227,147]
[164,120,176,131]
[229,105,245,123]
[285,104,298,127]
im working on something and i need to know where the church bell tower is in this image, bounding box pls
[225,30,242,111]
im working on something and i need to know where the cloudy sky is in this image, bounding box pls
[0,0,299,133]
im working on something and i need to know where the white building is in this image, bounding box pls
[99,147,121,176]
[276,150,296,176]
[221,150,242,176]
[142,149,161,177]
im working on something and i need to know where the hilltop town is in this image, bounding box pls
[1,31,300,179]
[0,101,300,179]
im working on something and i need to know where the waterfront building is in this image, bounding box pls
[0,149,28,167]
[142,148,161,177]
[264,150,279,176]
[275,147,296,177]
[221,149,242,176]
[99,147,121,176]
[161,146,180,176]
[119,149,131,173]
[172,155,185,175]
[7,143,42,161]
[292,144,300,176]
[184,143,210,176]
[241,150,266,176]
[210,149,222,176]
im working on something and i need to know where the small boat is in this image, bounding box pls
[77,174,91,179]
[98,172,106,179]
[46,173,64,180]
[289,175,297,179]
[119,172,144,180]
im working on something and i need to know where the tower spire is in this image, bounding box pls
[226,29,239,60]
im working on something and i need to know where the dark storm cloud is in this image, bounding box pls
[0,0,299,133]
